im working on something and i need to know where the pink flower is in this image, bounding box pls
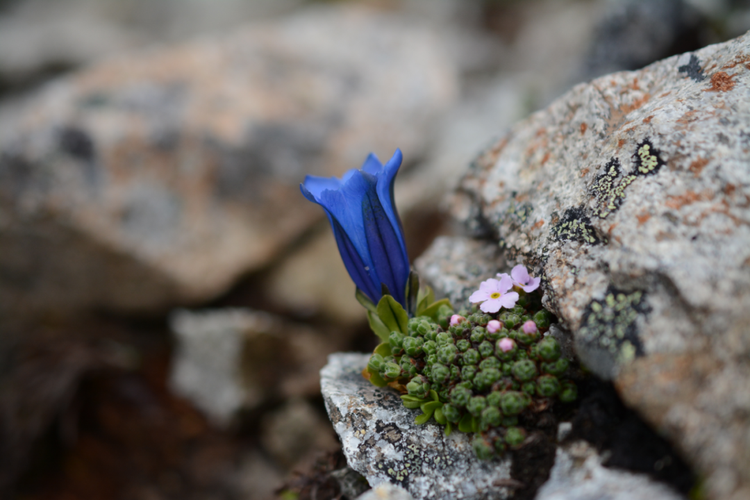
[522,320,538,334]
[469,275,519,313]
[487,320,502,333]
[498,338,515,353]
[508,264,541,293]
[450,314,465,327]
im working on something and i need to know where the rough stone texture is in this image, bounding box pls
[536,439,684,500]
[356,483,415,500]
[415,236,506,309]
[321,353,512,500]
[170,308,344,425]
[436,32,750,500]
[0,4,457,317]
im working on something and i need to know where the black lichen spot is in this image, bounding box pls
[375,421,403,445]
[633,139,665,176]
[578,286,650,364]
[678,54,705,82]
[591,158,638,219]
[503,201,534,227]
[59,126,95,162]
[589,139,665,219]
[552,206,602,244]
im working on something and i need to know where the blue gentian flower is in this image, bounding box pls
[300,149,410,307]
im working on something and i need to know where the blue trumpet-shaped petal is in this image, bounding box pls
[300,149,410,306]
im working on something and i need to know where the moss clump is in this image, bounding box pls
[365,289,577,461]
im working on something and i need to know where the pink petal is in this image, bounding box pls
[487,320,502,333]
[511,265,530,285]
[522,277,541,293]
[496,274,514,293]
[479,278,500,293]
[450,315,465,326]
[469,290,489,303]
[480,298,502,313]
[497,291,519,309]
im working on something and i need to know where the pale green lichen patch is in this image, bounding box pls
[634,140,665,176]
[578,286,649,365]
[591,158,637,218]
[590,139,665,219]
[552,206,602,244]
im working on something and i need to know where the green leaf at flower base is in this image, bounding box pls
[367,311,391,342]
[429,390,440,402]
[376,295,409,334]
[458,413,475,433]
[401,395,426,409]
[415,411,433,425]
[416,286,436,316]
[420,401,442,415]
[419,298,453,322]
[433,407,447,425]
[373,342,392,357]
[363,365,389,387]
[405,271,420,318]
[355,288,377,313]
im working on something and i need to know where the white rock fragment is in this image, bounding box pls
[321,353,512,500]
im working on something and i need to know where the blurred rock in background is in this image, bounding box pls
[0,0,749,499]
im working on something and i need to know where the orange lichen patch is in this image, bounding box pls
[541,152,551,165]
[629,78,641,91]
[659,91,671,98]
[617,138,626,149]
[605,93,651,131]
[607,223,618,237]
[642,115,654,124]
[476,138,508,170]
[536,128,547,137]
[665,190,707,209]
[532,219,545,230]
[580,167,590,177]
[580,122,588,134]
[704,71,736,92]
[723,183,737,196]
[636,212,651,225]
[722,54,750,69]
[677,109,699,125]
[689,157,709,177]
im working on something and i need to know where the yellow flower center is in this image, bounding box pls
[490,292,502,299]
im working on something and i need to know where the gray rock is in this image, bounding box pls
[356,483,415,500]
[320,353,512,500]
[581,0,711,81]
[415,236,506,309]
[331,467,371,500]
[437,32,750,500]
[170,308,346,426]
[260,398,339,470]
[0,4,458,318]
[537,439,685,500]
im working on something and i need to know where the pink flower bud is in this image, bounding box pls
[450,314,465,327]
[522,320,538,334]
[487,320,502,333]
[498,338,515,353]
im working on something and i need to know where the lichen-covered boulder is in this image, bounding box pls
[321,353,512,500]
[0,5,457,318]
[427,32,750,500]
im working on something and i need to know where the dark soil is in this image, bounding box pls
[566,377,697,495]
